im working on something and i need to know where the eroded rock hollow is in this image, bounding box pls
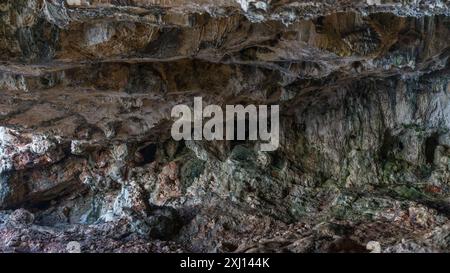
[1,0,450,253]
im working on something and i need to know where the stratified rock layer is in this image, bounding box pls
[1,0,450,253]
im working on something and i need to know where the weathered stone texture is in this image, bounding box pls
[1,0,450,252]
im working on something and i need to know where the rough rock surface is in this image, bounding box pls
[1,0,450,253]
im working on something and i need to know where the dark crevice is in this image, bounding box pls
[425,133,439,165]
[136,143,157,165]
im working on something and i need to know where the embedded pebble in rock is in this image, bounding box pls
[1,0,450,253]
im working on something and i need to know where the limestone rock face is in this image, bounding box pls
[1,0,450,252]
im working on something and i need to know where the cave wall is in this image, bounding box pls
[1,0,450,253]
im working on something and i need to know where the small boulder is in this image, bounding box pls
[8,208,34,227]
[66,241,82,253]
